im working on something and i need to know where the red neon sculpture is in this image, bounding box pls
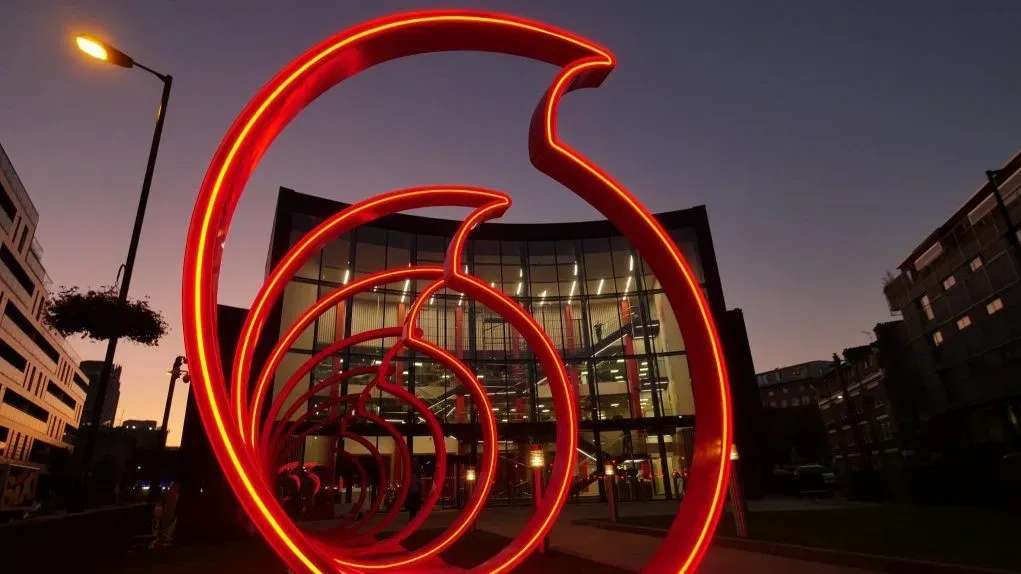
[182,10,732,574]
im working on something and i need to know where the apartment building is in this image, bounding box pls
[0,142,87,470]
[883,151,1021,501]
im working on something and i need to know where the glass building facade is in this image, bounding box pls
[265,188,733,506]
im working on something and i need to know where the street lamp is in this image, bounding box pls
[161,356,189,448]
[72,33,174,508]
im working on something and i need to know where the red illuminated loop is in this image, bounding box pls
[182,9,731,574]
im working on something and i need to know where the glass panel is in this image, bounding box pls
[668,227,705,285]
[386,230,412,268]
[280,282,318,350]
[611,236,635,296]
[659,353,693,416]
[354,226,387,276]
[649,291,686,353]
[273,351,312,420]
[529,265,557,300]
[528,241,555,265]
[290,228,321,279]
[588,295,624,357]
[474,240,501,264]
[417,235,447,262]
[321,233,351,285]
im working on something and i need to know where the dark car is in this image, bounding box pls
[794,464,836,499]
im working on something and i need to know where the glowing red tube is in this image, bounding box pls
[182,10,731,574]
[263,369,382,468]
[333,430,389,534]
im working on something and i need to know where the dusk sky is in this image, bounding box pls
[3,1,1020,446]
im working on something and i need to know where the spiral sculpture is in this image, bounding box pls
[182,10,733,574]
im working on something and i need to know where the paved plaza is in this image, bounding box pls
[360,500,881,573]
[480,505,877,573]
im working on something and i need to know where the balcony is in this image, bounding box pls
[0,208,12,235]
[25,246,50,290]
[0,142,39,224]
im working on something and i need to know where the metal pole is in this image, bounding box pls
[986,170,1021,265]
[74,75,172,508]
[728,449,748,538]
[160,362,184,449]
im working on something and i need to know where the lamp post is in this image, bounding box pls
[986,169,1021,267]
[728,444,748,538]
[529,445,548,552]
[72,34,174,508]
[604,462,618,522]
[464,466,477,532]
[161,356,189,448]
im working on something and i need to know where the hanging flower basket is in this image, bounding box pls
[43,285,168,346]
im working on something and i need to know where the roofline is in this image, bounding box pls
[274,187,712,242]
[754,359,832,379]
[896,150,1021,270]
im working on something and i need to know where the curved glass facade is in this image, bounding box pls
[268,189,726,504]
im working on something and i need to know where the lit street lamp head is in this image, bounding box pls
[75,34,135,68]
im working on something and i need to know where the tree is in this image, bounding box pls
[43,285,168,346]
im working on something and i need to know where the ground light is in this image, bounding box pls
[530,445,549,552]
[605,462,619,522]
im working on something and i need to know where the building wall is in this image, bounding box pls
[0,143,86,469]
[757,361,831,468]
[80,360,122,427]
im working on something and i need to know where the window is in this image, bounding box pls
[987,298,1004,315]
[0,244,35,296]
[969,256,984,271]
[0,183,17,222]
[859,422,873,444]
[0,425,8,446]
[72,372,88,392]
[957,316,972,330]
[919,295,934,321]
[932,330,944,346]
[879,420,894,441]
[4,302,60,363]
[0,338,27,371]
[943,275,957,290]
[16,226,28,252]
[46,381,76,410]
[2,389,48,422]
